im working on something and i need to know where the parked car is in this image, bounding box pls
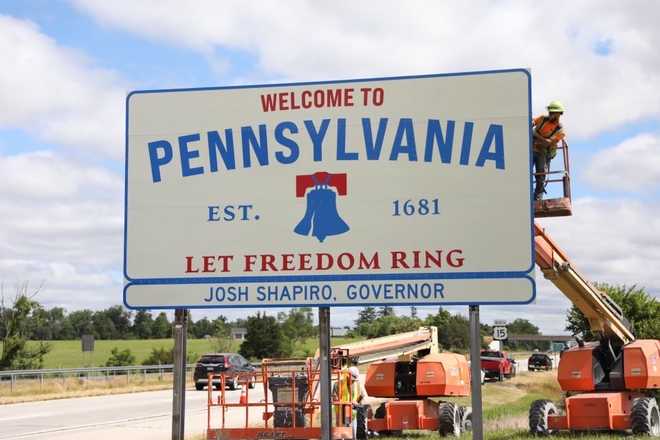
[480,350,516,381]
[528,353,553,371]
[193,352,256,391]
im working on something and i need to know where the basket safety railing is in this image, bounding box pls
[533,140,571,200]
[206,357,356,436]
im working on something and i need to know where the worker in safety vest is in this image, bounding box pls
[332,366,366,431]
[532,101,566,200]
[347,366,367,439]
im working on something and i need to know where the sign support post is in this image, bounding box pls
[172,308,188,440]
[469,305,484,440]
[319,306,332,440]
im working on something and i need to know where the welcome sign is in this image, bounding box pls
[124,69,535,309]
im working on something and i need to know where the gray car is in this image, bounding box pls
[193,352,256,391]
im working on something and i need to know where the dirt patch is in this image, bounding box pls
[482,382,526,406]
[486,413,528,431]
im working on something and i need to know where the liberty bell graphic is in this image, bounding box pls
[294,172,349,242]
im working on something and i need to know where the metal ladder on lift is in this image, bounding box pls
[534,139,572,218]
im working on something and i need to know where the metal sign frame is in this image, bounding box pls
[123,69,536,310]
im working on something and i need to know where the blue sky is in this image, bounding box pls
[0,1,658,333]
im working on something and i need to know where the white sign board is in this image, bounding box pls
[493,326,509,341]
[124,70,535,309]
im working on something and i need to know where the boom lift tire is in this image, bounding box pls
[529,399,557,436]
[195,383,204,391]
[459,406,473,432]
[438,402,461,437]
[631,397,660,437]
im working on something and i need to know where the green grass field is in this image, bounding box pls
[16,336,360,368]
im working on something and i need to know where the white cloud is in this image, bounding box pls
[1,4,657,332]
[0,151,120,200]
[584,133,660,191]
[0,150,123,310]
[71,0,660,138]
[539,197,660,294]
[0,15,127,158]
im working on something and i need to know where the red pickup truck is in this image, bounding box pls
[480,350,516,381]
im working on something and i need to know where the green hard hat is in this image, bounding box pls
[547,100,565,113]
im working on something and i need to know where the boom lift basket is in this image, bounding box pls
[534,140,572,218]
[206,357,354,439]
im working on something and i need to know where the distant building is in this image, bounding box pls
[331,327,349,337]
[231,327,247,340]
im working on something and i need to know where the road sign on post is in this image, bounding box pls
[493,326,508,341]
[81,335,95,352]
[552,342,567,352]
[124,69,535,309]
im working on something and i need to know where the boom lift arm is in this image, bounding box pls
[332,327,438,364]
[534,222,634,346]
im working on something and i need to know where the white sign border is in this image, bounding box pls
[124,275,536,309]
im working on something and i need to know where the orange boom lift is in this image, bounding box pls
[529,149,659,435]
[530,224,659,435]
[336,327,472,438]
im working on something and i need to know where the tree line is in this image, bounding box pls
[2,282,656,368]
[0,303,240,341]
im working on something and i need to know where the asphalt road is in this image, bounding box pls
[0,386,254,440]
[1,359,551,440]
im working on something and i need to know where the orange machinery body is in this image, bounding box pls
[548,391,646,432]
[365,352,470,398]
[557,340,660,392]
[365,353,470,433]
[549,339,659,432]
[207,427,353,440]
[369,399,443,433]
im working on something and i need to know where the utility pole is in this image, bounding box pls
[318,307,332,440]
[469,305,484,440]
[172,308,188,440]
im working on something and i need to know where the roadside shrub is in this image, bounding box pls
[141,347,198,365]
[105,347,135,367]
[142,347,173,365]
